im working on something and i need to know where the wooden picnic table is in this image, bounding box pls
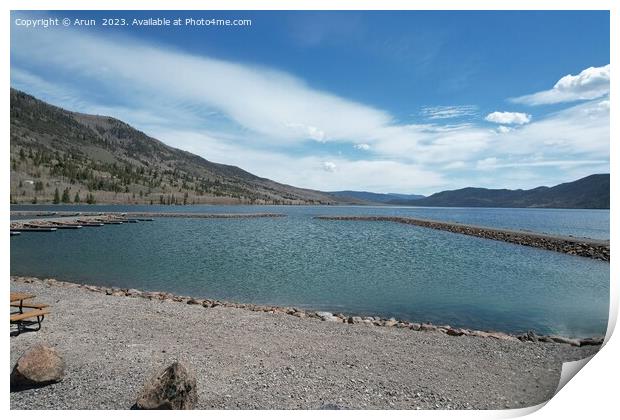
[10,292,49,332]
[10,292,35,313]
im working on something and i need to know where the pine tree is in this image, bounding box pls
[61,188,71,203]
[74,192,80,203]
[53,188,60,204]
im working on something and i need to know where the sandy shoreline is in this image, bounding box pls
[10,276,601,410]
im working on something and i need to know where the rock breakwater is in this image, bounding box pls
[315,215,610,262]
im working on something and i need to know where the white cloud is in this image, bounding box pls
[496,125,512,134]
[322,161,337,172]
[285,123,327,142]
[354,143,371,150]
[155,129,446,192]
[476,157,499,170]
[512,65,610,105]
[442,161,467,170]
[11,25,392,146]
[485,111,531,125]
[494,99,609,158]
[420,105,478,120]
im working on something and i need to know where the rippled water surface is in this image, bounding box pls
[10,205,609,336]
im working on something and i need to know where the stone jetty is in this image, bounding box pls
[315,215,610,262]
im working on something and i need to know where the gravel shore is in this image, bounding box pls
[10,279,600,410]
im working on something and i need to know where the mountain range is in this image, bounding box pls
[386,174,609,209]
[10,88,609,209]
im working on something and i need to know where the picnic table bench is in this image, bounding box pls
[10,292,50,331]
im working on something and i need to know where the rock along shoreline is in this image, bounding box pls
[11,276,604,348]
[315,215,610,262]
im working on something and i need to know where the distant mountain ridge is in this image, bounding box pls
[387,174,609,209]
[329,191,425,204]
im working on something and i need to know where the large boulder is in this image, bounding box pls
[316,311,340,322]
[11,344,65,391]
[134,362,197,409]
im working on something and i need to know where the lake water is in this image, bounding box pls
[10,205,610,337]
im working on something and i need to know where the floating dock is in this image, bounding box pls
[76,220,105,227]
[10,227,58,232]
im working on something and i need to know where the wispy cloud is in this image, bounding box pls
[476,157,608,171]
[420,105,478,120]
[511,65,610,105]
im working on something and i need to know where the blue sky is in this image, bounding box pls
[10,10,610,194]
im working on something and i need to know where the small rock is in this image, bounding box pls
[320,403,344,410]
[384,318,398,327]
[487,332,519,342]
[186,299,200,305]
[11,344,65,391]
[549,336,581,346]
[134,362,197,409]
[580,337,604,346]
[348,316,363,324]
[446,327,464,336]
[420,323,437,332]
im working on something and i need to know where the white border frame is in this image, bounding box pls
[3,2,616,419]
